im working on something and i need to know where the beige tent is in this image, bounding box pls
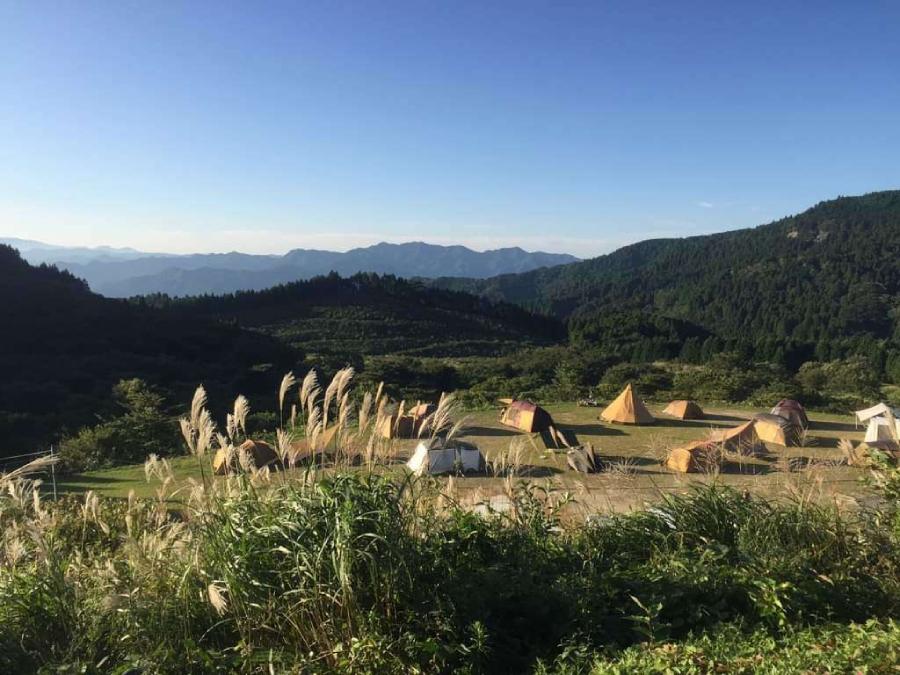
[499,400,555,433]
[708,420,761,454]
[213,439,279,475]
[855,403,899,427]
[405,440,484,475]
[663,399,704,420]
[666,439,721,473]
[752,413,799,447]
[288,425,339,463]
[863,416,900,449]
[378,402,436,439]
[601,384,655,425]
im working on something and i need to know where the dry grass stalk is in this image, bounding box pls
[299,369,320,413]
[278,372,296,420]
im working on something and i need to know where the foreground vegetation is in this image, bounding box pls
[1,459,898,672]
[2,370,899,672]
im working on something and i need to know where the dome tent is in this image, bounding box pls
[213,439,279,475]
[378,401,436,439]
[708,420,761,455]
[405,439,485,476]
[663,399,704,420]
[752,413,800,447]
[666,439,721,473]
[498,399,555,433]
[770,399,809,428]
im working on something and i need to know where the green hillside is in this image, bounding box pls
[438,191,900,340]
[152,272,564,360]
[435,190,900,365]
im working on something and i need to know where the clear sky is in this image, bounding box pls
[2,1,898,256]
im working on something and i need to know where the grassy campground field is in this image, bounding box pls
[56,401,877,515]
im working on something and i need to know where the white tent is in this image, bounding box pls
[406,441,485,476]
[864,416,900,448]
[855,403,899,426]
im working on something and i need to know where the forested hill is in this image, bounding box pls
[150,272,565,362]
[0,245,297,454]
[434,191,900,346]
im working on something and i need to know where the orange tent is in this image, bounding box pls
[499,400,555,433]
[666,439,721,473]
[378,402,436,439]
[212,439,279,475]
[601,384,655,425]
[663,400,705,420]
[752,413,799,446]
[708,421,760,454]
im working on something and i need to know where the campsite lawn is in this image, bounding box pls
[55,402,877,513]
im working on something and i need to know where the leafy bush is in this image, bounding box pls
[58,379,179,472]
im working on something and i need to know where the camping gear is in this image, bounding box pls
[405,440,485,475]
[855,403,899,427]
[541,426,579,450]
[752,413,799,446]
[666,440,721,473]
[863,416,900,449]
[770,399,809,427]
[499,399,555,433]
[663,399,704,420]
[212,439,279,475]
[566,444,601,473]
[708,420,761,454]
[378,402,436,439]
[601,383,656,424]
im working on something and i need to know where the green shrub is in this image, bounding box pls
[58,379,179,472]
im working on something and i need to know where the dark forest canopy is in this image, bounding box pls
[0,245,298,453]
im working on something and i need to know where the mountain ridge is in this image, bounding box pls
[0,239,579,297]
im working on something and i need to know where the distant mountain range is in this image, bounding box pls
[0,239,579,297]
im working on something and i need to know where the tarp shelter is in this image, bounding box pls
[864,416,900,449]
[499,400,555,433]
[213,439,279,475]
[378,402,436,439]
[770,399,809,428]
[855,403,899,427]
[708,421,760,454]
[601,384,656,425]
[666,440,721,473]
[405,440,485,476]
[752,413,799,447]
[663,400,704,420]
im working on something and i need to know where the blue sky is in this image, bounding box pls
[2,1,898,256]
